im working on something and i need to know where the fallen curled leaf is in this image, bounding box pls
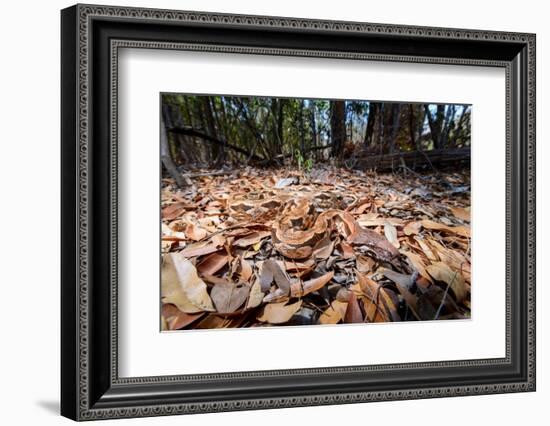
[404,221,422,236]
[356,273,400,322]
[414,236,438,261]
[426,262,467,303]
[378,268,419,317]
[319,300,348,324]
[257,300,302,324]
[378,267,415,291]
[231,256,253,282]
[161,304,204,330]
[313,235,335,259]
[384,221,400,249]
[402,251,433,283]
[258,261,274,292]
[262,288,289,304]
[210,282,250,314]
[261,259,291,294]
[196,251,228,275]
[233,230,271,247]
[302,270,335,296]
[421,220,470,238]
[339,241,355,259]
[161,253,216,313]
[429,240,471,283]
[283,258,315,272]
[245,280,265,309]
[180,242,221,258]
[449,206,470,222]
[344,291,363,323]
[349,225,400,262]
[356,255,375,273]
[186,222,207,241]
[162,202,188,220]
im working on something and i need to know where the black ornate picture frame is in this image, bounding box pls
[61,4,536,421]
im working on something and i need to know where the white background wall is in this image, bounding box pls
[0,0,547,424]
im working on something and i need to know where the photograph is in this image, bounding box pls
[160,94,472,330]
[58,3,536,420]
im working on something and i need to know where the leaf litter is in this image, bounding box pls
[160,166,471,330]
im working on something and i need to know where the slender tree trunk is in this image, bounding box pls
[408,105,416,149]
[299,99,306,156]
[364,102,378,148]
[330,100,346,158]
[424,104,445,149]
[309,101,318,159]
[202,97,220,163]
[160,114,186,187]
[388,104,402,153]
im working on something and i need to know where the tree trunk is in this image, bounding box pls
[388,104,402,153]
[309,101,318,158]
[408,105,416,149]
[424,104,446,149]
[364,102,378,148]
[202,97,220,162]
[299,99,306,156]
[330,100,346,158]
[160,115,186,187]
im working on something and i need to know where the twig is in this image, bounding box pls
[434,272,457,320]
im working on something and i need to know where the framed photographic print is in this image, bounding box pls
[61,4,536,421]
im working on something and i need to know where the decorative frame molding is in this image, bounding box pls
[61,3,536,421]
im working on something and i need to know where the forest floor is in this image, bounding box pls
[160,166,471,331]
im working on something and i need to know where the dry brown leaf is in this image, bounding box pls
[339,241,355,259]
[258,261,274,292]
[344,291,363,323]
[450,206,470,222]
[245,280,264,309]
[196,252,228,275]
[378,268,415,290]
[233,231,271,247]
[161,253,215,313]
[426,262,467,303]
[210,282,250,314]
[378,268,419,317]
[180,242,221,258]
[421,220,471,238]
[283,258,315,272]
[257,300,302,324]
[162,202,188,220]
[384,221,400,249]
[231,256,253,282]
[302,271,335,296]
[186,223,207,241]
[349,225,400,262]
[404,221,422,236]
[414,236,438,261]
[312,236,335,260]
[356,273,400,322]
[262,259,291,294]
[356,255,375,273]
[402,250,433,283]
[429,240,471,284]
[262,288,289,304]
[161,304,204,330]
[319,300,348,324]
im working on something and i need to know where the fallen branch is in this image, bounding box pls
[168,126,264,161]
[355,147,470,172]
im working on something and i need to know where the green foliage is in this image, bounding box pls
[294,149,314,173]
